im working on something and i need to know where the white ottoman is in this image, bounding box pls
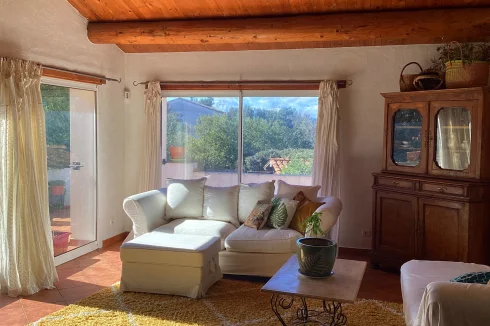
[120,233,222,299]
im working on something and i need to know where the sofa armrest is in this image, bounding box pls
[123,190,168,238]
[314,196,343,235]
[415,281,490,326]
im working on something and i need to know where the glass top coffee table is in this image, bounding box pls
[261,255,366,326]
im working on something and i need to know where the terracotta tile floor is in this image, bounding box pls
[0,245,401,326]
[0,243,122,326]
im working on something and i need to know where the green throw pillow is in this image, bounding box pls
[450,271,490,284]
[267,197,299,229]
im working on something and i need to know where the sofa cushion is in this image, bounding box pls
[276,180,320,200]
[289,198,325,234]
[267,197,299,229]
[203,185,240,227]
[165,178,206,219]
[243,203,273,230]
[121,233,220,267]
[401,260,490,326]
[225,225,302,254]
[238,181,275,223]
[154,219,236,250]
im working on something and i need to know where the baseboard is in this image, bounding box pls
[102,232,129,248]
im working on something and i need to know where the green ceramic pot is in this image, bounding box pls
[297,238,337,278]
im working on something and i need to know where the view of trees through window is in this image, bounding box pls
[163,95,318,186]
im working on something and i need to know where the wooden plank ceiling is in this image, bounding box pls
[68,0,490,53]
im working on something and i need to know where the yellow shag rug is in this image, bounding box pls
[32,279,404,325]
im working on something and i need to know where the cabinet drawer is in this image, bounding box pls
[377,177,415,189]
[420,182,465,196]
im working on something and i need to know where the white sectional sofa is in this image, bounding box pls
[123,180,342,277]
[401,260,490,326]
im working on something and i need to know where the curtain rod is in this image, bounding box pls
[41,65,121,83]
[132,80,353,87]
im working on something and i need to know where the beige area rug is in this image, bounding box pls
[32,279,404,325]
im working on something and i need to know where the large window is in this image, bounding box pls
[161,92,318,187]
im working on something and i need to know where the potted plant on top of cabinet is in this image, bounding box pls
[431,41,490,89]
[296,212,337,278]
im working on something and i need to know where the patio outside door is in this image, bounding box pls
[41,80,98,264]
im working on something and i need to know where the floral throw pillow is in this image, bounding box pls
[267,197,299,229]
[244,202,273,230]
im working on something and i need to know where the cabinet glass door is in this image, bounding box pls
[386,103,428,174]
[429,101,478,178]
[393,109,423,166]
[435,107,471,170]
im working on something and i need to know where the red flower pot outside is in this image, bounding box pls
[50,185,65,196]
[169,146,186,160]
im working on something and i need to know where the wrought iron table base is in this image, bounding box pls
[270,294,347,326]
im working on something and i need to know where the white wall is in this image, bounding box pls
[0,0,128,242]
[125,45,438,249]
[0,0,439,248]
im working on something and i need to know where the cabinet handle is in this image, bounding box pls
[392,181,399,186]
[437,187,447,193]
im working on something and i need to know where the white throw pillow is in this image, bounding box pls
[238,181,275,223]
[166,178,206,219]
[202,185,240,227]
[276,180,320,200]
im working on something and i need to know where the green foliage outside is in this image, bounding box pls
[281,156,313,175]
[167,112,188,146]
[170,98,316,174]
[187,111,238,171]
[41,84,70,150]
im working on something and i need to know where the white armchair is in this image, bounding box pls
[416,281,490,326]
[401,260,490,326]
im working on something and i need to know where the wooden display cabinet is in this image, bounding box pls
[372,88,490,270]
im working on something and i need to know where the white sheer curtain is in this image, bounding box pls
[312,80,341,243]
[139,81,162,192]
[0,57,58,296]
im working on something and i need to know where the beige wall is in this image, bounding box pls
[125,45,438,249]
[0,0,128,242]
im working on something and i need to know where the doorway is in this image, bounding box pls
[41,79,98,264]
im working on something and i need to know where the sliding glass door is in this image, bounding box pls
[161,91,318,187]
[41,81,97,261]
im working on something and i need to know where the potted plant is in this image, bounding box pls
[431,41,490,89]
[168,131,186,160]
[296,212,338,278]
[48,180,66,196]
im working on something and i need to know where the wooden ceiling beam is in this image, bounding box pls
[87,8,490,51]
